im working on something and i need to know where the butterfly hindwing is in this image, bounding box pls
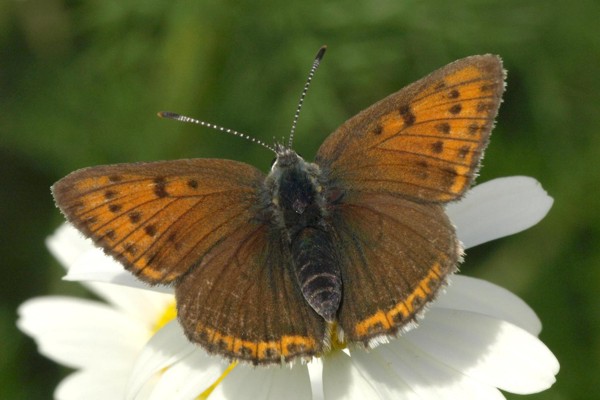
[331,191,460,344]
[316,55,504,203]
[176,222,326,364]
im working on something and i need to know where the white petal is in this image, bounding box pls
[149,350,225,400]
[46,223,93,268]
[433,276,542,335]
[345,340,505,400]
[47,223,173,294]
[127,321,196,399]
[322,350,383,399]
[17,297,148,370]
[446,177,553,249]
[211,362,311,400]
[405,309,559,394]
[55,369,130,400]
[48,225,173,331]
[63,245,173,294]
[84,283,175,329]
[308,359,324,400]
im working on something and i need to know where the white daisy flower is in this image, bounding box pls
[17,225,180,399]
[18,176,558,399]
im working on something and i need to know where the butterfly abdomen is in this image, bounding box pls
[291,227,341,322]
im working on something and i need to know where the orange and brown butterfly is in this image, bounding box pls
[52,47,505,365]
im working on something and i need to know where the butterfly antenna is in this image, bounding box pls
[288,45,327,149]
[157,111,276,153]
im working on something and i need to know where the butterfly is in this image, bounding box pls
[52,47,505,365]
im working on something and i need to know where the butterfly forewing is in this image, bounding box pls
[52,159,267,284]
[331,191,460,344]
[316,55,504,203]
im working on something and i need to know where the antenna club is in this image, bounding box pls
[316,45,327,61]
[157,111,180,119]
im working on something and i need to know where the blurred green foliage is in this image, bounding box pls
[1,0,599,398]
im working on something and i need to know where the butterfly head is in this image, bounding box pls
[272,143,304,169]
[269,143,322,191]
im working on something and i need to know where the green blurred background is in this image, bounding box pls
[1,0,598,398]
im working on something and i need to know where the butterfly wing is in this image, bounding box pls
[332,191,460,344]
[176,220,325,364]
[52,159,266,284]
[315,55,504,343]
[52,158,326,364]
[316,55,505,203]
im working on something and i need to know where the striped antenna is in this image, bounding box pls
[157,111,275,153]
[288,45,327,149]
